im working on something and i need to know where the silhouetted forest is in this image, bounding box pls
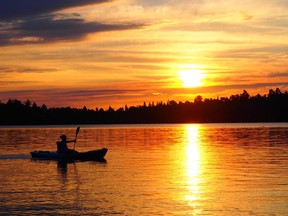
[0,88,287,125]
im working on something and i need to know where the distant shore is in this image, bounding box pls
[1,88,287,125]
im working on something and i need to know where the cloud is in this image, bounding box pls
[0,88,145,108]
[168,82,288,96]
[214,45,288,59]
[0,0,113,20]
[1,81,287,108]
[0,15,144,46]
[268,71,288,78]
[0,0,146,46]
[0,66,60,74]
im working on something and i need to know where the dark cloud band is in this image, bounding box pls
[0,16,144,46]
[0,0,113,20]
[0,0,145,47]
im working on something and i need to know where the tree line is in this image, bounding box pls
[0,88,287,125]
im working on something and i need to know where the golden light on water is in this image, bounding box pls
[184,125,202,207]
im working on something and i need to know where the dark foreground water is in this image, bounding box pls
[0,123,288,215]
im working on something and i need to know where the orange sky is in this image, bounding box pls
[0,0,287,109]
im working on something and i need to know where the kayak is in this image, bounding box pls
[30,148,108,161]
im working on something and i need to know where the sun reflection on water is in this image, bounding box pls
[184,125,202,211]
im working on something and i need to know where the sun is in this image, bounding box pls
[178,66,206,88]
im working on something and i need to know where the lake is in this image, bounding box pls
[0,123,288,215]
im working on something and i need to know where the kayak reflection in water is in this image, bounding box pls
[56,135,77,154]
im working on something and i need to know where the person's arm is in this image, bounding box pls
[67,139,76,143]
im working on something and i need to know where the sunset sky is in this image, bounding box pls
[0,0,287,109]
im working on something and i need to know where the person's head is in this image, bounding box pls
[60,135,67,141]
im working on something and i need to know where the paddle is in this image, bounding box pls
[73,126,80,150]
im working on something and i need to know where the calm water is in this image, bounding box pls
[0,123,288,215]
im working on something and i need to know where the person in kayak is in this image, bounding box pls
[56,135,76,154]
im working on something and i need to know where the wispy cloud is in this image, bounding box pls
[2,80,287,108]
[168,82,288,97]
[0,66,60,74]
[0,88,147,108]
